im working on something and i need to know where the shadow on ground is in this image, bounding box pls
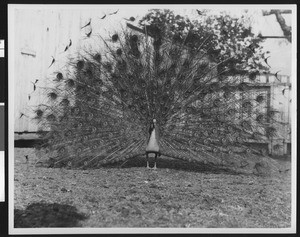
[14,202,88,228]
[104,156,247,175]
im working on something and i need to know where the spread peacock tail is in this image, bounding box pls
[30,16,281,172]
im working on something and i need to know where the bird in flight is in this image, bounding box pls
[100,14,106,19]
[31,80,39,92]
[124,17,135,22]
[264,56,271,68]
[86,29,92,37]
[19,112,28,119]
[48,56,55,68]
[196,9,203,15]
[282,87,289,96]
[62,39,72,53]
[274,70,280,81]
[81,19,91,29]
[109,9,119,15]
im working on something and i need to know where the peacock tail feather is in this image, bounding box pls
[31,18,281,172]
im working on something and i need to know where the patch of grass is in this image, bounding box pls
[14,148,291,228]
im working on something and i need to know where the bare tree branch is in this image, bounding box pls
[262,10,292,16]
[262,10,292,42]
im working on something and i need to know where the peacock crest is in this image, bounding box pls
[28,10,282,172]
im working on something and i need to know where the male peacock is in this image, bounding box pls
[30,14,281,173]
[146,119,161,169]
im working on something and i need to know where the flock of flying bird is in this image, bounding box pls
[21,10,288,119]
[27,9,283,105]
[21,10,288,118]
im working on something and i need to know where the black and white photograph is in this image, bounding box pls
[8,4,296,234]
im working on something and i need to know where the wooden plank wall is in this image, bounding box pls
[13,8,122,132]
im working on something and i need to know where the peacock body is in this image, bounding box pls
[31,15,281,172]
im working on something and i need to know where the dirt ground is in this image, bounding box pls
[14,148,291,228]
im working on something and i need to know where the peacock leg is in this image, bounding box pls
[146,153,151,169]
[153,153,157,170]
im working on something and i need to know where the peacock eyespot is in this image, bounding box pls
[112,34,119,42]
[36,109,43,117]
[236,137,243,143]
[266,127,276,138]
[221,138,228,145]
[256,95,264,103]
[94,53,102,62]
[256,114,264,123]
[60,98,70,106]
[103,63,112,72]
[246,148,251,154]
[77,60,85,70]
[66,79,75,87]
[242,121,251,130]
[76,148,82,153]
[130,35,138,42]
[59,147,66,154]
[83,135,88,141]
[76,85,86,93]
[73,107,80,115]
[268,111,276,117]
[85,68,93,78]
[239,82,248,91]
[249,71,258,81]
[213,99,221,107]
[273,144,280,150]
[47,114,56,122]
[48,92,58,100]
[116,48,122,56]
[56,73,63,81]
[261,148,267,155]
[242,101,252,109]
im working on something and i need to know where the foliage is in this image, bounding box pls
[139,9,270,76]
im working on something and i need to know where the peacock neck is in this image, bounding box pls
[149,128,156,141]
[146,126,160,152]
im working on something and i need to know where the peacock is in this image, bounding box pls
[28,13,282,173]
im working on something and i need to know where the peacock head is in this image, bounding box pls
[149,119,157,130]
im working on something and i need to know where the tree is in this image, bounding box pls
[138,9,270,78]
[260,10,292,42]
